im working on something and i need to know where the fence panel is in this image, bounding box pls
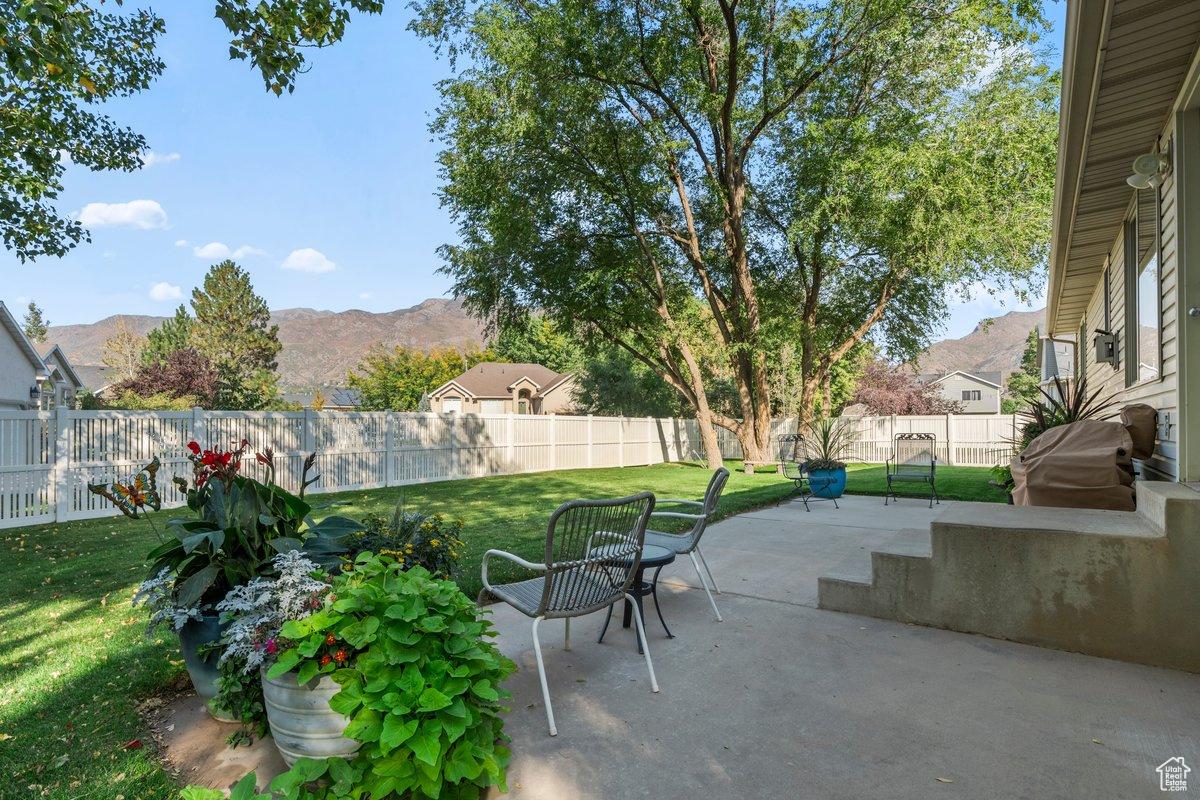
[0,409,1018,528]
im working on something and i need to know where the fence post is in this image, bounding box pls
[506,414,515,469]
[385,411,395,486]
[449,415,459,479]
[618,416,625,468]
[586,416,594,468]
[303,408,315,454]
[945,413,956,466]
[548,414,557,471]
[53,407,70,522]
[191,406,203,449]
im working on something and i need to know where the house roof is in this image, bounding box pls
[1047,0,1200,334]
[930,370,1002,389]
[40,345,83,389]
[74,364,117,394]
[431,363,570,399]
[0,301,49,378]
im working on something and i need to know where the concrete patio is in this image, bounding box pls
[484,495,1200,799]
[160,494,1200,798]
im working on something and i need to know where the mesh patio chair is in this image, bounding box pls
[885,433,939,508]
[642,467,729,622]
[481,492,658,736]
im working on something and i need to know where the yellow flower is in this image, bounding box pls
[450,550,458,557]
[430,539,440,547]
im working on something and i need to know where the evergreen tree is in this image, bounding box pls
[1005,328,1042,412]
[492,313,580,373]
[190,260,281,410]
[142,304,194,366]
[21,302,49,343]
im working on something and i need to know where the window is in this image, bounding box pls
[1127,186,1161,385]
[961,390,981,402]
[480,399,505,414]
[442,396,461,414]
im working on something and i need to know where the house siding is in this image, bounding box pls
[934,375,1000,414]
[1075,118,1180,479]
[0,332,38,409]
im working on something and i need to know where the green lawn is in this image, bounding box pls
[845,463,1008,503]
[0,460,1000,798]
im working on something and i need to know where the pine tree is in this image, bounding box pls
[142,304,194,366]
[21,302,49,343]
[190,260,281,409]
[1005,328,1042,412]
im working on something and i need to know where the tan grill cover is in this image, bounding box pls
[1121,403,1157,460]
[1011,419,1135,511]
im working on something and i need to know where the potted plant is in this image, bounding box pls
[262,551,516,797]
[802,415,857,498]
[306,500,466,579]
[90,441,360,718]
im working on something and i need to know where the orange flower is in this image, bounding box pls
[325,632,336,646]
[333,649,348,663]
[320,654,332,667]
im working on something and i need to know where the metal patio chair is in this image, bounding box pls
[481,492,658,736]
[885,433,939,508]
[778,434,840,511]
[642,467,729,622]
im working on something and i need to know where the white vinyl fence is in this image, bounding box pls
[0,409,1016,530]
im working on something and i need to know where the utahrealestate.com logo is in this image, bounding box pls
[1158,757,1191,792]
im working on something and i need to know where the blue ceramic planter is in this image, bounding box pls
[177,615,226,706]
[809,467,847,498]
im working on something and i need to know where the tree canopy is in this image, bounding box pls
[1,1,165,261]
[348,344,494,411]
[401,0,1058,463]
[21,301,48,342]
[142,304,194,367]
[1004,328,1041,413]
[190,260,282,410]
[850,362,963,416]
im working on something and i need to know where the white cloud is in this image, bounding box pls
[281,248,336,273]
[149,282,183,302]
[174,239,188,247]
[192,242,264,260]
[193,241,231,259]
[140,151,181,168]
[78,199,168,230]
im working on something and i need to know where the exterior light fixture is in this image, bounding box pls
[1126,152,1169,190]
[29,385,41,400]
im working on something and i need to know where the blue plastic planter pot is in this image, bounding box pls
[809,467,847,498]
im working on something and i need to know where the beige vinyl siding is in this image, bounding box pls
[1077,124,1180,479]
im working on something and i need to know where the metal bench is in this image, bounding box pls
[884,433,939,508]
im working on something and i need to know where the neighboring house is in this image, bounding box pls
[74,365,118,401]
[39,345,84,410]
[429,363,576,415]
[282,387,363,411]
[917,371,1002,414]
[1037,329,1076,403]
[1048,1,1200,482]
[0,301,49,410]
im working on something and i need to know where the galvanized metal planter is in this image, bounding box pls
[177,615,236,721]
[261,669,359,767]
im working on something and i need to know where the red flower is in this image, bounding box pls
[186,441,200,455]
[320,654,332,667]
[333,650,348,663]
[325,632,336,646]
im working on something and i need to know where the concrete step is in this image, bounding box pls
[818,528,934,617]
[932,502,1160,540]
[1133,480,1200,538]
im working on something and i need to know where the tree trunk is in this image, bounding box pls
[695,406,725,469]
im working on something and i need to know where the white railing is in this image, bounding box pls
[0,409,1017,529]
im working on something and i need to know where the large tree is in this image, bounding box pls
[110,347,219,408]
[1,1,165,261]
[101,317,146,381]
[399,0,1058,465]
[190,260,282,410]
[141,304,194,366]
[1004,328,1041,413]
[21,301,48,342]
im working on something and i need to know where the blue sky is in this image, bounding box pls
[3,1,1065,340]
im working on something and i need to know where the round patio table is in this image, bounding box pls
[594,543,676,654]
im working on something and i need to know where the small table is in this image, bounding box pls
[594,543,676,654]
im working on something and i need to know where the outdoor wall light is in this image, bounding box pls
[1126,152,1169,190]
[29,385,41,400]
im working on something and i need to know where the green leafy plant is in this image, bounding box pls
[209,657,268,748]
[318,503,466,579]
[802,415,858,471]
[1016,375,1119,452]
[262,553,516,799]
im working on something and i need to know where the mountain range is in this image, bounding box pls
[42,300,1044,391]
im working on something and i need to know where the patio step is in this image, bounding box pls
[817,528,932,618]
[818,497,1200,671]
